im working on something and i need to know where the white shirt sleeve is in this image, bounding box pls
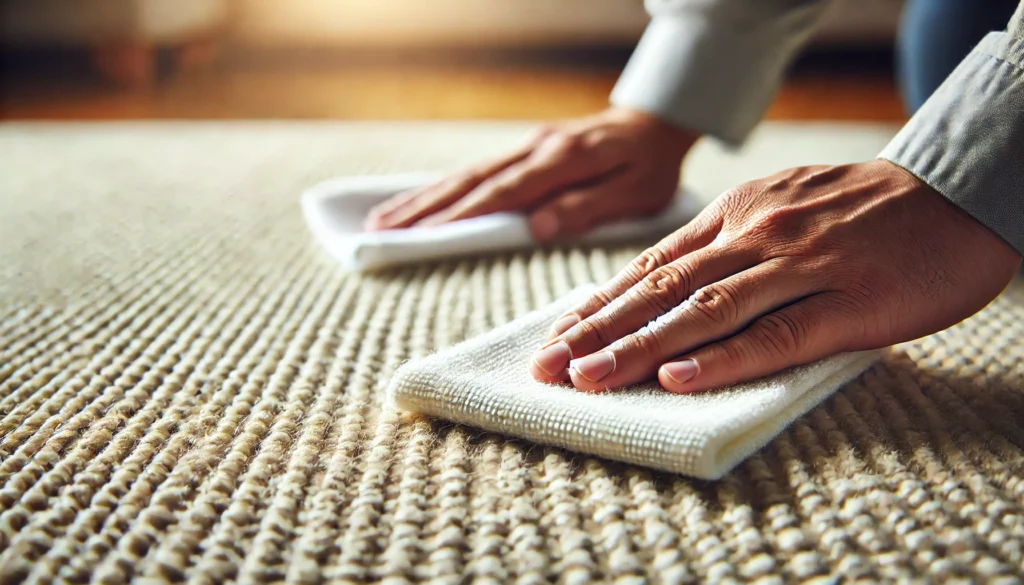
[610,0,835,145]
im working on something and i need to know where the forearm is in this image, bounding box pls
[610,0,835,145]
[879,1,1024,255]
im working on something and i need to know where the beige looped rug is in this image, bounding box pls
[1,121,1022,584]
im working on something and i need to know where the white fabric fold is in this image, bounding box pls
[301,173,705,271]
[388,285,881,480]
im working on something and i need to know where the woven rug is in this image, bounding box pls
[1,121,1022,584]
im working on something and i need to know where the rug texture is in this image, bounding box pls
[1,121,1023,584]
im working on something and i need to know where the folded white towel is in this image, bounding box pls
[301,173,704,271]
[388,285,881,479]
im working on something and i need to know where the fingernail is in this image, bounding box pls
[532,342,571,376]
[662,359,698,385]
[549,314,580,337]
[530,210,560,242]
[569,352,615,383]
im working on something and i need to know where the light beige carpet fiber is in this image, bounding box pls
[1,121,1023,584]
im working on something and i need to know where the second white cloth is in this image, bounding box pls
[388,285,881,480]
[301,173,704,271]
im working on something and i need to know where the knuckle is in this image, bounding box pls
[622,327,664,358]
[751,312,807,357]
[736,208,805,258]
[718,181,761,211]
[628,246,672,279]
[579,128,608,150]
[746,208,791,238]
[542,131,585,157]
[638,264,691,313]
[690,282,742,326]
[574,316,616,349]
[718,337,754,365]
[580,287,619,316]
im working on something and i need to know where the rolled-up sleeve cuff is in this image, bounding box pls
[610,6,824,146]
[879,32,1024,255]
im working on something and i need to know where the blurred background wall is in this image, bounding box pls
[2,0,902,48]
[0,0,908,121]
[228,0,902,48]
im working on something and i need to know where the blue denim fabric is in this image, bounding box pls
[897,0,1020,113]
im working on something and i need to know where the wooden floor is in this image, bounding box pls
[0,48,907,122]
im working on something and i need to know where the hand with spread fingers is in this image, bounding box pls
[363,107,699,241]
[530,159,1021,394]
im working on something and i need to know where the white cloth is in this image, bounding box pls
[301,173,705,271]
[388,285,881,480]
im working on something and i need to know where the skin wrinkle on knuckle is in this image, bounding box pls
[619,326,664,359]
[747,208,793,240]
[837,280,876,312]
[635,246,671,276]
[753,312,806,357]
[828,295,871,342]
[573,316,616,350]
[580,286,621,316]
[738,213,810,261]
[717,336,753,366]
[638,264,691,315]
[586,295,633,335]
[691,283,742,327]
[624,293,696,353]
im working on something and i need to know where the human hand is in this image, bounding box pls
[529,160,1021,393]
[363,108,699,241]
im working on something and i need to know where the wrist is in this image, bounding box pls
[877,159,1024,264]
[606,107,701,160]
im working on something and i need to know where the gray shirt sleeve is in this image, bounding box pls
[610,0,835,145]
[878,3,1024,255]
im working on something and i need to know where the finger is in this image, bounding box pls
[525,172,667,242]
[657,292,865,394]
[529,242,755,383]
[368,142,535,230]
[545,199,726,340]
[559,258,815,391]
[364,186,428,230]
[417,132,624,226]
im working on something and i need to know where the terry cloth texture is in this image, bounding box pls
[301,174,704,271]
[2,121,1024,583]
[390,285,881,480]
